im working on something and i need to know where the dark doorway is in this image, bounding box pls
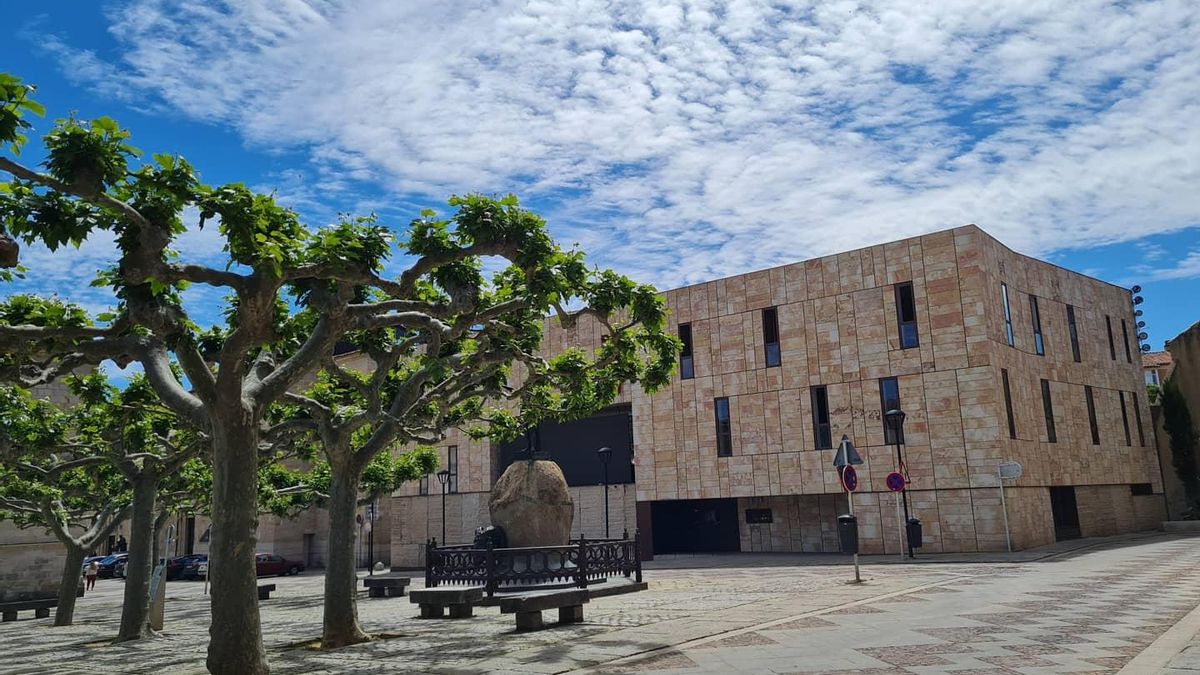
[650,498,740,554]
[184,516,196,555]
[1049,486,1081,541]
[495,405,634,486]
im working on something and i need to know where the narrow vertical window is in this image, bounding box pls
[1121,319,1132,363]
[1084,386,1100,445]
[1066,305,1081,363]
[1133,392,1146,446]
[419,474,429,496]
[678,323,695,379]
[1041,379,1057,443]
[879,377,903,444]
[1106,315,1116,360]
[1029,295,1044,356]
[1002,369,1016,439]
[810,386,831,450]
[1119,391,1132,447]
[762,307,781,367]
[447,445,459,493]
[715,397,733,457]
[895,282,919,348]
[1001,283,1014,346]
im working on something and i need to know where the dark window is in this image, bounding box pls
[1001,283,1015,346]
[1119,391,1132,447]
[1002,369,1016,439]
[1066,305,1081,362]
[1085,386,1100,445]
[419,474,429,496]
[1041,379,1057,443]
[880,377,903,445]
[745,508,773,524]
[1133,392,1145,446]
[496,405,635,486]
[1121,319,1132,363]
[1030,295,1044,356]
[895,282,919,348]
[715,397,733,457]
[447,445,458,493]
[678,323,695,379]
[810,386,832,450]
[1130,483,1153,496]
[762,308,781,367]
[1106,315,1116,360]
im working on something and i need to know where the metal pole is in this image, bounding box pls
[441,481,448,545]
[895,491,903,561]
[999,470,1012,553]
[896,440,913,559]
[846,471,860,583]
[603,463,610,539]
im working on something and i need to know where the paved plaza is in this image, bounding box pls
[3,532,1199,674]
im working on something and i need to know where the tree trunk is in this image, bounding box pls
[117,474,158,641]
[322,459,370,648]
[54,544,85,626]
[207,417,269,675]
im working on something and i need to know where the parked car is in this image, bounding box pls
[114,559,126,579]
[255,553,304,577]
[167,554,207,580]
[95,553,128,578]
[180,555,209,580]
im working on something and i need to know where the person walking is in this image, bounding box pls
[85,560,99,591]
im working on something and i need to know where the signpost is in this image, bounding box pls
[834,436,863,583]
[885,471,906,560]
[998,461,1022,552]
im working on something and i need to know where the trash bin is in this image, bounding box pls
[906,517,923,549]
[837,514,859,554]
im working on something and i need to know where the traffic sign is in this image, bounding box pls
[833,435,864,468]
[885,471,906,492]
[840,465,859,492]
[998,462,1022,480]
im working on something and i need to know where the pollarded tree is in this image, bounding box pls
[0,74,675,673]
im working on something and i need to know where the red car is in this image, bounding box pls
[255,553,304,577]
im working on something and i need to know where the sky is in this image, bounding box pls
[2,0,1199,367]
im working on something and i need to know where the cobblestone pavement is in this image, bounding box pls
[2,532,1197,674]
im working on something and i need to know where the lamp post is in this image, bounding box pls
[884,408,913,559]
[436,469,450,545]
[597,446,613,538]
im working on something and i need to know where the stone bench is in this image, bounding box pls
[0,598,57,621]
[409,587,483,619]
[363,574,411,598]
[257,584,276,601]
[499,589,589,631]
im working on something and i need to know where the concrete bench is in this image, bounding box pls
[499,589,589,631]
[363,574,411,598]
[409,587,483,619]
[257,584,276,601]
[0,598,56,621]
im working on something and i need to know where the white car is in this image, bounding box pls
[197,561,208,578]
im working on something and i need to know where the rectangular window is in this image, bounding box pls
[715,397,733,457]
[1002,369,1016,439]
[1133,392,1146,446]
[810,386,832,450]
[419,474,429,496]
[1067,305,1081,363]
[1001,283,1015,346]
[1029,295,1044,356]
[1106,315,1116,360]
[1146,370,1159,386]
[1041,379,1057,443]
[447,445,458,493]
[1121,319,1132,363]
[678,323,694,379]
[1085,386,1100,445]
[762,308,781,367]
[1119,391,1132,447]
[879,377,903,445]
[895,282,919,349]
[745,508,773,524]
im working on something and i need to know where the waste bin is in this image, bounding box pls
[837,514,859,554]
[905,517,923,549]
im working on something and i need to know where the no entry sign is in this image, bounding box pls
[840,465,858,492]
[885,471,906,492]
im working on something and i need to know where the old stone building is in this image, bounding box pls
[387,224,1165,564]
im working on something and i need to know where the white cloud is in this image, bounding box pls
[1130,249,1200,283]
[29,0,1200,290]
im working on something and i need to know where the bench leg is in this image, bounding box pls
[448,603,473,619]
[35,608,50,619]
[386,586,406,598]
[1,611,16,622]
[558,605,583,624]
[420,604,444,619]
[515,611,543,631]
[258,592,271,601]
[369,587,386,598]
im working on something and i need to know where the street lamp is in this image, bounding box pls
[884,408,914,559]
[436,469,451,545]
[597,447,613,538]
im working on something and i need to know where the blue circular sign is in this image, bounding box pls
[841,466,858,492]
[885,471,906,492]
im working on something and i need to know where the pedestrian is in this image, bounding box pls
[85,560,99,591]
[116,535,127,552]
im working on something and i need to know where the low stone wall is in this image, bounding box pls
[0,524,67,602]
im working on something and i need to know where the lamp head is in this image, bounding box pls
[884,408,907,433]
[597,446,613,465]
[436,469,450,485]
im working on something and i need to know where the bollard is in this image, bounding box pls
[906,517,923,549]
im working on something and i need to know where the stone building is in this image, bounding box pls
[1152,320,1200,520]
[386,225,1165,565]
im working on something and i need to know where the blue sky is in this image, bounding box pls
[3,0,1199,358]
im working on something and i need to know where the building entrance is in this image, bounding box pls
[1049,486,1081,541]
[650,498,739,554]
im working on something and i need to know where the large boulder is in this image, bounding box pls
[489,460,574,547]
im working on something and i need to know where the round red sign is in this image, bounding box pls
[840,466,858,492]
[885,471,906,492]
